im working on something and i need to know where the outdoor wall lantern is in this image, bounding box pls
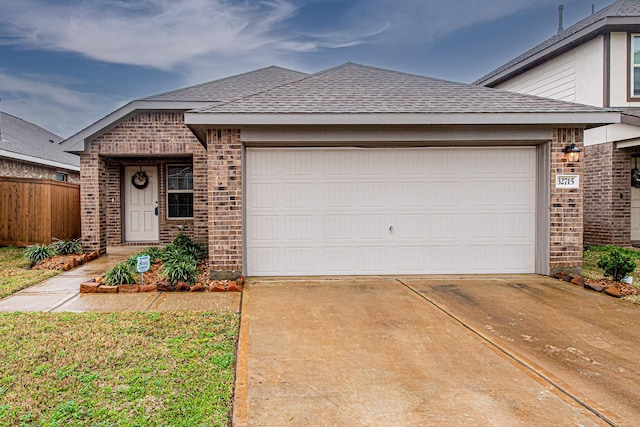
[563,143,581,163]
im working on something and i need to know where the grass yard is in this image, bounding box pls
[0,247,60,299]
[0,311,239,427]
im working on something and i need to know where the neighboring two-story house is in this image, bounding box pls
[474,0,640,247]
[0,111,79,182]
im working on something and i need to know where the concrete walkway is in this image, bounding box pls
[0,246,240,312]
[234,276,640,426]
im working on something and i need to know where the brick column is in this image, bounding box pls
[550,128,584,275]
[80,144,107,254]
[207,129,243,279]
[584,142,631,246]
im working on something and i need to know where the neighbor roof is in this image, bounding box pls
[474,0,640,87]
[62,66,309,153]
[0,112,79,171]
[194,63,608,115]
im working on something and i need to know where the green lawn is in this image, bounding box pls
[0,311,239,427]
[0,247,60,299]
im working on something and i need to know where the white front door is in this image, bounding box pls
[124,166,159,242]
[246,147,537,276]
[632,185,640,242]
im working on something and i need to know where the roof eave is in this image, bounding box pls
[475,16,640,87]
[184,111,621,128]
[0,149,80,171]
[60,100,215,153]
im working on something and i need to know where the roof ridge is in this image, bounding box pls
[141,65,308,101]
[473,0,640,86]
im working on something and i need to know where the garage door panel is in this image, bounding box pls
[502,245,535,272]
[503,214,535,239]
[429,181,460,207]
[250,215,279,241]
[504,181,535,207]
[246,147,536,276]
[357,215,387,240]
[357,246,388,272]
[431,214,461,239]
[395,215,426,240]
[323,215,354,240]
[250,183,281,208]
[284,183,314,208]
[285,247,314,274]
[323,182,352,207]
[468,246,499,271]
[397,246,429,271]
[284,215,314,240]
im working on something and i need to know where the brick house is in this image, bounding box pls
[0,111,79,182]
[474,0,640,247]
[62,63,617,278]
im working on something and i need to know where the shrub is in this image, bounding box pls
[49,238,82,255]
[162,259,199,285]
[170,233,207,261]
[24,244,57,267]
[103,262,137,286]
[143,246,162,260]
[597,247,637,282]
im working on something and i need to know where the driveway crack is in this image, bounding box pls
[395,278,616,427]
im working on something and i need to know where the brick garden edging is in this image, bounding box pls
[553,272,632,299]
[80,276,244,294]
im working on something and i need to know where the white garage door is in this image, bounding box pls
[246,147,536,276]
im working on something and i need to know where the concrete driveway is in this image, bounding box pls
[234,275,640,426]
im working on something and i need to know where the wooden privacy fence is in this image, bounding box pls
[0,177,81,246]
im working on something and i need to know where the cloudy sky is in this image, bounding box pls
[0,0,612,138]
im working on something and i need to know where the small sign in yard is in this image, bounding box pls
[136,255,151,273]
[555,175,579,189]
[137,255,151,286]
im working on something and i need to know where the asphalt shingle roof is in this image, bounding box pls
[195,63,607,114]
[143,66,309,102]
[474,0,640,86]
[0,112,79,167]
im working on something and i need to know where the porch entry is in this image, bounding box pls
[124,166,159,242]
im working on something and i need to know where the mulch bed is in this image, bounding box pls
[30,253,242,293]
[554,272,640,300]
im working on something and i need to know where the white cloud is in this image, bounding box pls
[0,70,123,137]
[0,0,308,70]
[346,0,562,44]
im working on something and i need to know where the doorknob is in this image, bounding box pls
[389,224,393,232]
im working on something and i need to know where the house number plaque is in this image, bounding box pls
[556,175,579,189]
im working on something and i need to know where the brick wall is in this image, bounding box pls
[550,128,584,274]
[80,112,208,254]
[207,129,242,278]
[0,157,80,182]
[584,142,631,246]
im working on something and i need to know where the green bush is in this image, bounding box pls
[170,233,207,261]
[143,246,162,260]
[49,238,82,255]
[161,259,199,285]
[597,246,637,282]
[103,262,137,286]
[24,244,57,267]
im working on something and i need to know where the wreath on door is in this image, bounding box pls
[633,158,640,188]
[132,171,149,189]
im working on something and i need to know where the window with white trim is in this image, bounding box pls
[167,165,193,219]
[55,172,68,181]
[632,35,640,97]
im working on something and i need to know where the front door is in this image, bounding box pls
[124,166,159,242]
[632,185,640,242]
